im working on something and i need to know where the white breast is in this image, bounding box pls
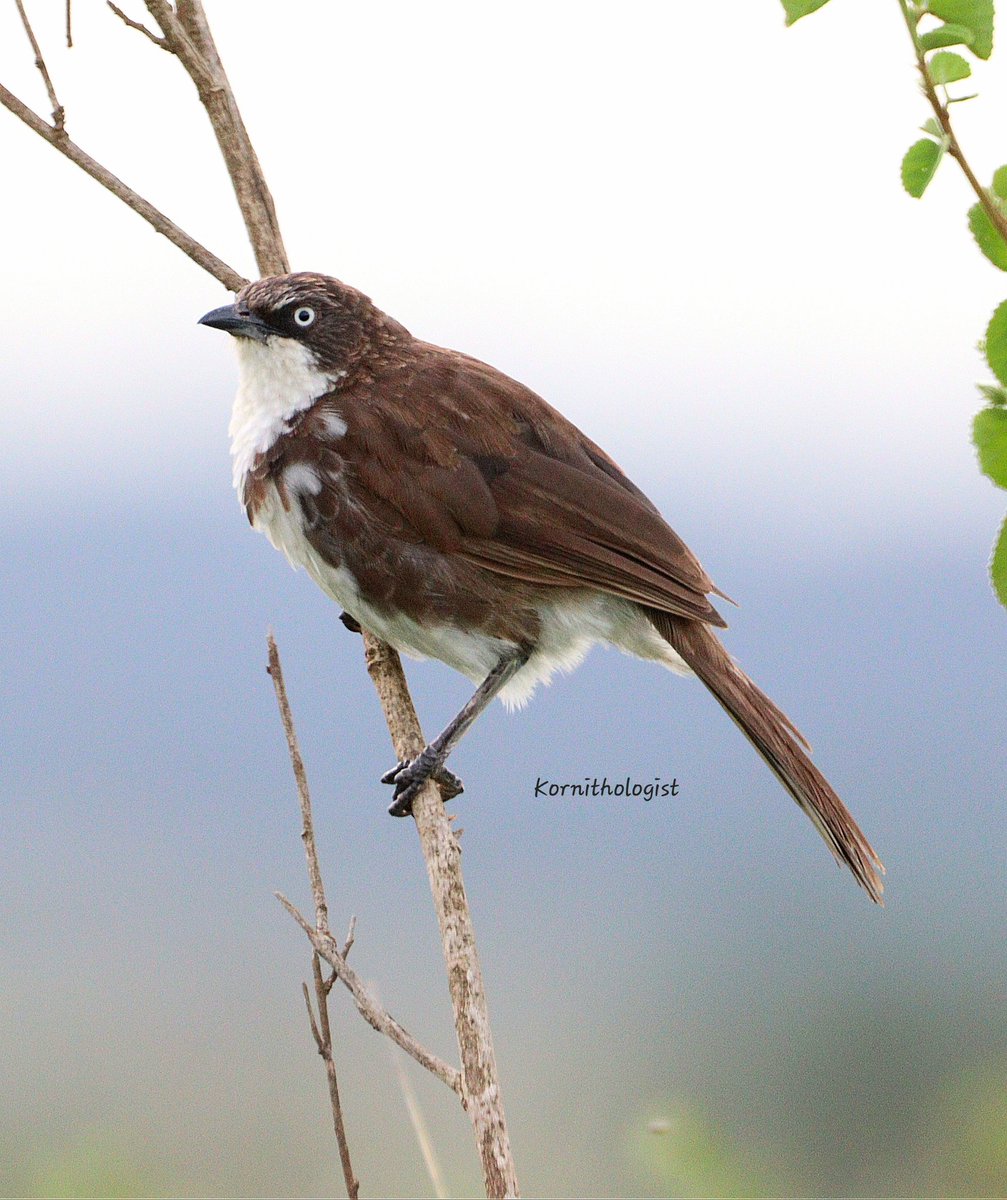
[228,336,343,489]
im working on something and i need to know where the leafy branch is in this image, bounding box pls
[783,0,1007,607]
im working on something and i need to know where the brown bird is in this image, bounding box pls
[200,272,884,903]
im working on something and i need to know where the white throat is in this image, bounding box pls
[228,337,342,490]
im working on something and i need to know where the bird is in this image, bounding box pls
[199,271,884,903]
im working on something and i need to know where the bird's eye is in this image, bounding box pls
[293,306,316,328]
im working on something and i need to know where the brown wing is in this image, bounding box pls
[289,342,726,627]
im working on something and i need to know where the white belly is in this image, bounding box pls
[251,479,690,707]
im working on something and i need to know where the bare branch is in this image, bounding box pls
[65,0,72,48]
[143,0,289,276]
[362,632,520,1198]
[266,633,329,935]
[107,2,167,49]
[14,0,66,131]
[310,954,360,1200]
[341,914,357,959]
[276,892,464,1095]
[0,84,246,292]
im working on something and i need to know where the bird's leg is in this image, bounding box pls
[383,645,532,817]
[339,611,362,634]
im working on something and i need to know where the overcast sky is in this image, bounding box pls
[2,0,1005,550]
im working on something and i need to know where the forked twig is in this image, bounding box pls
[267,638,463,1098]
[107,2,167,49]
[14,0,65,130]
[275,894,463,1095]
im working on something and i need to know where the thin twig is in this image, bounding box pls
[14,0,65,131]
[308,953,360,1200]
[276,891,463,1095]
[107,2,167,49]
[897,0,1007,246]
[266,633,329,935]
[0,85,246,291]
[65,0,72,48]
[341,915,357,959]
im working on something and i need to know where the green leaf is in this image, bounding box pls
[977,383,1007,405]
[992,166,1007,199]
[991,516,1007,606]
[901,138,944,197]
[974,405,1007,485]
[781,0,831,24]
[985,301,1007,387]
[968,202,1007,270]
[927,0,994,59]
[928,50,973,83]
[919,22,976,49]
[974,405,1007,486]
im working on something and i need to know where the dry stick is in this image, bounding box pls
[0,85,246,292]
[363,633,519,1199]
[107,2,167,49]
[268,633,329,936]
[305,954,360,1200]
[142,0,290,277]
[14,0,65,130]
[265,635,358,1198]
[266,636,463,1099]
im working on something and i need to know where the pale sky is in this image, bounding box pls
[2,0,1005,545]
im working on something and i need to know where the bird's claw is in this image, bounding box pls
[382,753,464,816]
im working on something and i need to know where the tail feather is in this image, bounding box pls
[648,610,885,904]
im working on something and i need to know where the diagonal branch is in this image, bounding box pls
[14,0,65,131]
[0,83,246,292]
[143,0,289,276]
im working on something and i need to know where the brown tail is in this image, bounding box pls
[647,610,885,904]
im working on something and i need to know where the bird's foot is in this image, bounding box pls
[339,611,362,634]
[382,750,464,816]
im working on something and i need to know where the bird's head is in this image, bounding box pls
[199,271,407,378]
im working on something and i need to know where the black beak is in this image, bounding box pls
[198,303,273,343]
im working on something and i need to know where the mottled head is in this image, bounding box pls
[199,271,408,377]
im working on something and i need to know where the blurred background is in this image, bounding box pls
[2,1,1005,1195]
